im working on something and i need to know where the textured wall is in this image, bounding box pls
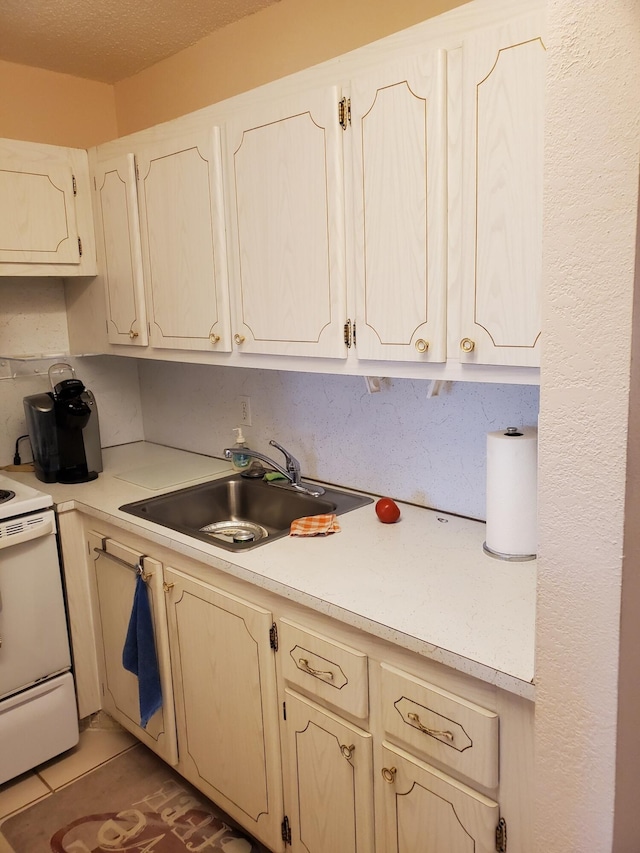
[536,0,640,849]
[0,280,143,463]
[138,361,539,520]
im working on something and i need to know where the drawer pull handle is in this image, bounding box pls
[209,333,221,344]
[460,337,475,353]
[129,329,139,339]
[407,712,454,742]
[340,743,355,761]
[415,338,429,353]
[381,766,397,784]
[298,658,334,681]
[234,333,245,345]
[163,581,175,593]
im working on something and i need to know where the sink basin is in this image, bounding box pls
[119,473,372,551]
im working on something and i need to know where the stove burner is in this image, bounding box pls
[0,489,15,504]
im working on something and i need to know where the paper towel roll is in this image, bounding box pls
[485,426,538,560]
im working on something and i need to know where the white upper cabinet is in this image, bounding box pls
[0,139,96,276]
[458,11,546,367]
[0,160,79,264]
[79,1,544,381]
[136,128,231,352]
[349,51,447,363]
[94,154,148,346]
[226,87,347,358]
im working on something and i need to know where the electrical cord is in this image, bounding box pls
[14,434,30,465]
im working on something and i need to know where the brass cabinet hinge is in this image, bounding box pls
[269,622,278,651]
[72,174,77,195]
[344,319,356,348]
[281,815,292,846]
[78,237,83,257]
[338,96,351,130]
[496,817,507,852]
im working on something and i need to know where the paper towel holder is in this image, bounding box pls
[482,542,536,562]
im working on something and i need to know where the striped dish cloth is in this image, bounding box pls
[290,514,341,536]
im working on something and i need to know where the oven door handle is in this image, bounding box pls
[0,515,55,550]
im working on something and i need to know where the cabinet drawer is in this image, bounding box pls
[279,619,369,719]
[380,664,498,788]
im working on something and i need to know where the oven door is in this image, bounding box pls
[0,509,72,700]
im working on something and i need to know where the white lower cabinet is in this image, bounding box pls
[282,690,374,853]
[377,664,502,853]
[379,743,499,853]
[87,533,178,764]
[78,522,531,853]
[164,566,284,853]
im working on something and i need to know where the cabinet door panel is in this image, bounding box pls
[460,12,546,366]
[227,87,347,358]
[381,743,498,853]
[137,129,231,352]
[88,533,177,764]
[95,154,148,346]
[350,52,447,362]
[284,690,374,853]
[0,159,79,264]
[165,568,283,852]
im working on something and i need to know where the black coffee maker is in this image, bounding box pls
[24,363,103,484]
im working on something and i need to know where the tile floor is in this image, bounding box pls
[0,725,137,853]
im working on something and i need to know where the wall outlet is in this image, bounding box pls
[238,395,252,426]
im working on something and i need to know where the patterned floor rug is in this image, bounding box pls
[0,744,271,853]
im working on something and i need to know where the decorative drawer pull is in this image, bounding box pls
[460,337,475,353]
[209,333,221,344]
[234,333,245,345]
[407,712,454,742]
[381,766,397,784]
[340,743,355,761]
[163,581,175,593]
[129,330,139,339]
[298,657,334,681]
[415,339,429,353]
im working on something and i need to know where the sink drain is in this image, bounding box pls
[199,520,269,545]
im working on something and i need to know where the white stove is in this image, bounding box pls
[0,472,78,784]
[0,473,53,519]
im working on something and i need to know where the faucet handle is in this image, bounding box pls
[269,440,300,478]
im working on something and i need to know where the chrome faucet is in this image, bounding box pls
[223,440,325,497]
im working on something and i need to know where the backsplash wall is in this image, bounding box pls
[0,279,144,465]
[138,361,540,520]
[0,355,144,466]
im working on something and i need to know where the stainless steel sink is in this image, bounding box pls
[119,473,372,551]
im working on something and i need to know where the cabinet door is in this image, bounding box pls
[94,154,148,346]
[165,567,284,852]
[283,690,374,853]
[0,158,80,264]
[380,743,499,853]
[226,87,347,358]
[88,533,178,765]
[136,129,231,352]
[459,12,546,366]
[350,51,447,363]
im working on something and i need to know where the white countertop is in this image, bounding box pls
[4,442,536,699]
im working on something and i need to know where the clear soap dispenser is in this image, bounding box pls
[230,427,251,473]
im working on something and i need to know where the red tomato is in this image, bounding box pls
[375,497,401,524]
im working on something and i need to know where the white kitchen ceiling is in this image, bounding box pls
[0,0,281,84]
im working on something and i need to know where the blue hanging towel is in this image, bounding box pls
[122,573,163,729]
